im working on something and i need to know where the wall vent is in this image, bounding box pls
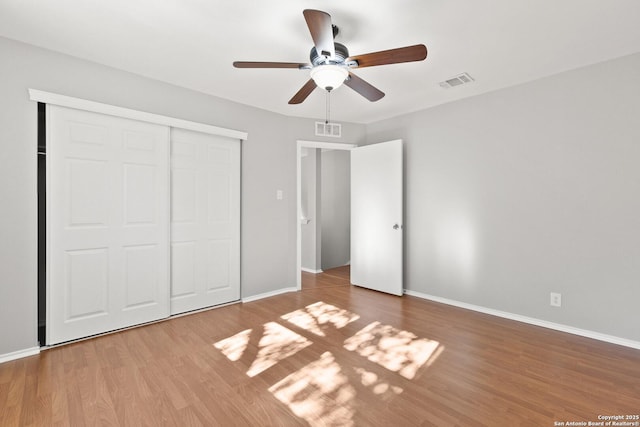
[315,122,342,138]
[439,72,475,89]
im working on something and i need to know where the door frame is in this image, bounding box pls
[296,140,356,290]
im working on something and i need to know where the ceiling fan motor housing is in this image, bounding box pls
[310,42,350,66]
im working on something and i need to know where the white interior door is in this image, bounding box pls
[170,128,240,315]
[350,140,403,296]
[47,105,170,345]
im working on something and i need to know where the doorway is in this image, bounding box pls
[296,141,356,290]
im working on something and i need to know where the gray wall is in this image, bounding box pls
[0,36,366,356]
[367,52,640,342]
[321,150,350,270]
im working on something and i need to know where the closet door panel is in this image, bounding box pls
[170,128,240,315]
[170,241,198,298]
[64,248,109,320]
[207,240,231,290]
[47,106,170,345]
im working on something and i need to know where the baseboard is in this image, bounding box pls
[0,346,40,364]
[301,267,323,274]
[242,287,298,303]
[404,290,640,350]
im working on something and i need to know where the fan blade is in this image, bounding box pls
[289,79,317,104]
[344,72,385,102]
[233,61,310,69]
[347,44,427,68]
[303,9,335,59]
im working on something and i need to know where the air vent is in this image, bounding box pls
[315,122,342,138]
[439,72,475,89]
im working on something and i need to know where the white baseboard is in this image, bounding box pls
[404,290,640,350]
[0,346,40,364]
[242,287,298,303]
[301,267,323,274]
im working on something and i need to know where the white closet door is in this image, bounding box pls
[170,128,240,315]
[47,106,170,345]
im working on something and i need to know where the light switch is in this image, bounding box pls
[276,190,283,200]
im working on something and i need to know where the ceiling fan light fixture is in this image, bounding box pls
[310,65,348,91]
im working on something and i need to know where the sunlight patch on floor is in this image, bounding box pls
[353,367,403,399]
[281,301,360,337]
[269,351,355,427]
[213,302,444,426]
[343,321,441,379]
[246,322,312,377]
[214,322,312,377]
[213,328,252,361]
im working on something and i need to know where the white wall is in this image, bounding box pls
[321,150,350,270]
[366,52,640,342]
[0,36,366,357]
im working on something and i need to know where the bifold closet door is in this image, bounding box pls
[170,128,240,315]
[47,105,170,345]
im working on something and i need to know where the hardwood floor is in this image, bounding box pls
[2,268,640,426]
[300,265,350,291]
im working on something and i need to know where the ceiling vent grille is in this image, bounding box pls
[315,122,342,138]
[439,72,475,89]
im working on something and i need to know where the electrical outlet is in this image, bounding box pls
[550,292,562,307]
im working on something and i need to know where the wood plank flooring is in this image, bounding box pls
[2,267,640,426]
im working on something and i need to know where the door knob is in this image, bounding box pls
[393,224,401,230]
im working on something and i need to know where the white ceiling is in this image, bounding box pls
[2,0,640,124]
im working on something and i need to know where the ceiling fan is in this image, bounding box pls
[233,9,428,104]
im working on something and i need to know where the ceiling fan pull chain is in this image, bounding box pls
[325,90,331,124]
